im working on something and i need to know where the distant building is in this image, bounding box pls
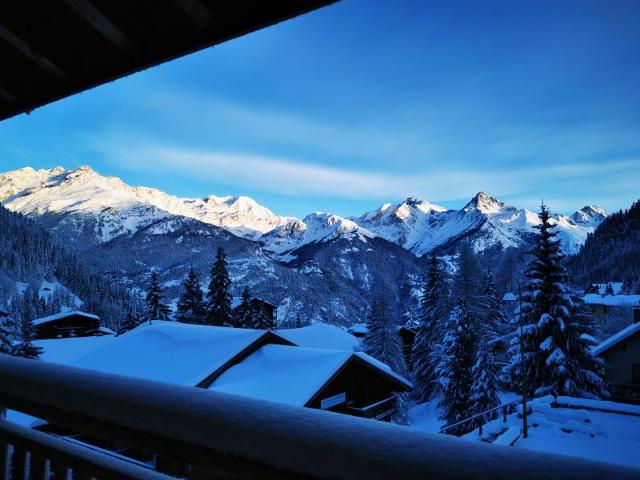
[32,310,111,340]
[593,322,640,404]
[582,293,640,326]
[231,296,277,324]
[347,323,368,338]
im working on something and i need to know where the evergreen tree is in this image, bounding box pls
[145,272,170,322]
[502,203,606,398]
[364,292,406,376]
[455,243,483,315]
[481,270,506,338]
[469,340,501,428]
[14,314,42,359]
[0,315,15,355]
[412,254,450,402]
[234,287,254,329]
[205,247,234,326]
[117,311,142,335]
[437,304,476,435]
[252,302,276,330]
[176,268,205,324]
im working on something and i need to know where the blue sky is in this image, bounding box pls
[1,0,639,217]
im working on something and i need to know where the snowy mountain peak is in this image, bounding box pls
[464,192,511,214]
[570,205,609,226]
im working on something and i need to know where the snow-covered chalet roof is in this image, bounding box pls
[41,321,290,387]
[592,322,640,356]
[209,344,411,407]
[32,310,100,326]
[278,323,359,350]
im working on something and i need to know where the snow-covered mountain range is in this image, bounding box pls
[0,165,608,325]
[0,166,605,256]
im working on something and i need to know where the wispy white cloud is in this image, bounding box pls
[98,138,640,213]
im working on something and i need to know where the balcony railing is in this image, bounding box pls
[346,396,397,420]
[1,354,640,479]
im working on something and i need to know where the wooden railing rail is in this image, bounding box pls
[1,354,640,480]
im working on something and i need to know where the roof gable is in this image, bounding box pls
[593,322,640,356]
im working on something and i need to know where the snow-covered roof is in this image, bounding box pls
[502,292,517,302]
[592,322,640,356]
[277,323,359,351]
[347,323,369,335]
[583,294,640,307]
[42,321,287,387]
[209,344,411,407]
[37,335,116,365]
[32,310,100,326]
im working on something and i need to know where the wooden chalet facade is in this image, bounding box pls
[33,310,106,340]
[593,322,640,404]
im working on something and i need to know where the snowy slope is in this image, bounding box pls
[358,192,607,255]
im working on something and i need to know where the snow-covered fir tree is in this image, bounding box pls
[437,303,477,435]
[205,247,234,326]
[412,254,450,402]
[481,270,507,338]
[13,312,42,359]
[502,203,607,398]
[0,314,14,354]
[145,272,171,323]
[252,302,275,330]
[176,268,205,324]
[234,287,253,329]
[469,339,501,428]
[364,292,406,376]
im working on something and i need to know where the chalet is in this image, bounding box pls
[593,322,640,404]
[209,344,411,421]
[347,323,368,338]
[32,310,109,340]
[35,321,411,419]
[582,292,640,326]
[231,296,277,323]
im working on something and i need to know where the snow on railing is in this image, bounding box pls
[1,354,640,480]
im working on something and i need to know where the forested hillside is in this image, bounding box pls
[0,204,138,328]
[568,200,640,292]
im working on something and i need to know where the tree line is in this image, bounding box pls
[362,203,606,435]
[125,246,275,333]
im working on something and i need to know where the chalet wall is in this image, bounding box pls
[602,334,640,385]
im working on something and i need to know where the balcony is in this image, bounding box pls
[1,354,640,479]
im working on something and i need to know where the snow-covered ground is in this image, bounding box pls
[409,395,640,469]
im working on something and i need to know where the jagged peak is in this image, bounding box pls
[464,191,509,214]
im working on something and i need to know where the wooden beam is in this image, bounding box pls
[61,0,138,56]
[170,0,216,29]
[0,24,67,80]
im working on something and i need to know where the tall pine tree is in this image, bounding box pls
[364,292,406,376]
[470,339,501,428]
[481,270,506,339]
[145,272,171,323]
[176,268,205,324]
[437,303,477,435]
[502,203,606,398]
[14,314,42,359]
[0,314,14,354]
[205,247,234,326]
[412,254,450,402]
[235,287,254,329]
